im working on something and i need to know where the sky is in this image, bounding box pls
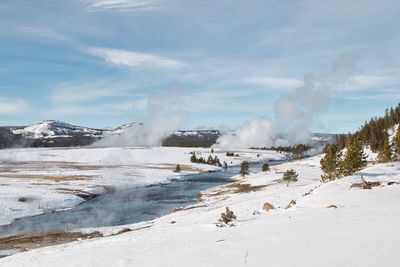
[0,0,399,133]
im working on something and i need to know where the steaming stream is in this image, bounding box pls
[0,160,285,240]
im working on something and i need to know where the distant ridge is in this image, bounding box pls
[0,120,334,149]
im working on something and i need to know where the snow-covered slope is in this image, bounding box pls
[1,153,399,266]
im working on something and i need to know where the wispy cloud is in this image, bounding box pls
[50,101,137,115]
[85,0,159,11]
[48,80,147,116]
[245,76,303,89]
[50,81,133,103]
[0,98,30,114]
[246,74,399,92]
[89,47,186,69]
[342,75,399,91]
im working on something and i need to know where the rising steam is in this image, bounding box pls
[94,89,186,147]
[215,55,358,149]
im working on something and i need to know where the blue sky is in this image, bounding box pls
[0,0,399,133]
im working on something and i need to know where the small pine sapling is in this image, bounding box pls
[262,163,270,172]
[283,169,298,186]
[217,207,237,227]
[174,165,181,173]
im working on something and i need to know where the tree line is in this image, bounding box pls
[321,103,400,182]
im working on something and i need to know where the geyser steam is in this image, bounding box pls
[94,89,186,147]
[215,56,357,149]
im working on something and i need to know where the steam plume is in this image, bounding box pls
[94,89,186,147]
[215,55,358,149]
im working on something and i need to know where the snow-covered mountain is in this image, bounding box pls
[11,120,105,139]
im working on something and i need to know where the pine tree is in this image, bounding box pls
[174,165,181,173]
[340,136,367,176]
[262,163,270,172]
[393,126,400,161]
[190,153,197,163]
[240,161,250,178]
[320,144,342,182]
[377,134,391,163]
[283,169,298,186]
[207,155,213,165]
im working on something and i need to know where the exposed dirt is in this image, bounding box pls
[0,231,104,252]
[0,224,154,256]
[172,204,207,213]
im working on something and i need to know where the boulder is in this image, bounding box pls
[262,202,274,211]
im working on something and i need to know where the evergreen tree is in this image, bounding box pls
[174,165,181,173]
[239,161,250,178]
[207,155,213,165]
[393,126,400,161]
[283,169,298,186]
[262,163,270,172]
[320,144,342,182]
[377,133,391,163]
[340,136,367,176]
[190,153,197,163]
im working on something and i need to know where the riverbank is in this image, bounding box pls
[2,155,399,266]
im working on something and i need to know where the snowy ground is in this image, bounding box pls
[0,147,284,226]
[1,154,399,266]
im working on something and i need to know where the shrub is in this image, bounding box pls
[226,152,235,157]
[283,169,298,186]
[262,163,270,172]
[218,207,236,226]
[174,165,181,173]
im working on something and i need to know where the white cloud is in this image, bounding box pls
[342,75,399,91]
[245,76,303,89]
[85,0,158,11]
[89,47,186,69]
[0,98,29,114]
[50,101,139,115]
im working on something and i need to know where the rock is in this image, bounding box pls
[326,204,337,209]
[262,202,274,211]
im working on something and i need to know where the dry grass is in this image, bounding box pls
[206,183,268,197]
[0,231,103,252]
[0,174,93,182]
[172,204,207,213]
[55,188,96,200]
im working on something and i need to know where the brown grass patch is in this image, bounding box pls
[55,188,96,200]
[206,183,267,197]
[172,204,207,212]
[0,174,93,182]
[0,231,103,252]
[227,183,267,193]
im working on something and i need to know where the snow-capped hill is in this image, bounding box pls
[109,122,143,135]
[173,130,220,137]
[163,130,221,147]
[12,120,104,139]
